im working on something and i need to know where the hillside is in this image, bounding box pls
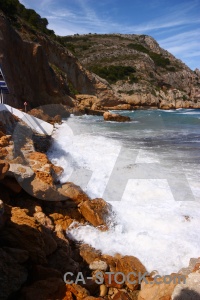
[0,0,120,110]
[0,0,200,110]
[64,33,200,109]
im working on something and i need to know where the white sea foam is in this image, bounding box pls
[48,115,200,275]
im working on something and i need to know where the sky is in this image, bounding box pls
[19,0,200,70]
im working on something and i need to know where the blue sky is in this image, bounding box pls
[20,0,200,70]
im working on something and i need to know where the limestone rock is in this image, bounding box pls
[80,244,101,264]
[79,198,112,228]
[59,182,90,204]
[171,272,200,300]
[103,112,130,122]
[138,275,181,300]
[89,260,108,271]
[66,283,90,300]
[116,255,147,290]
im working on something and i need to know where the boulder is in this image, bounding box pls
[104,273,124,289]
[89,260,108,271]
[116,255,147,290]
[0,248,28,300]
[103,112,130,122]
[171,272,200,300]
[80,244,101,264]
[21,277,66,300]
[47,248,79,275]
[59,182,90,204]
[66,283,90,300]
[31,265,62,281]
[138,274,181,300]
[78,198,112,228]
[2,207,57,264]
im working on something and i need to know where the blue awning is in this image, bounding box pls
[0,66,9,94]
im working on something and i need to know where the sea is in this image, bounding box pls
[47,109,200,275]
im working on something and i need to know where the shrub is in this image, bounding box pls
[89,65,136,84]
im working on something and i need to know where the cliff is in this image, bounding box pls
[1,5,200,111]
[0,12,120,110]
[67,33,200,109]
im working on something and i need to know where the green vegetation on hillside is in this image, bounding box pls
[0,0,54,35]
[127,43,170,68]
[89,65,137,84]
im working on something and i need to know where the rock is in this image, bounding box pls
[78,198,112,228]
[80,244,102,264]
[0,160,9,180]
[171,272,200,300]
[76,94,98,108]
[0,248,28,300]
[104,273,124,289]
[50,213,74,231]
[66,283,90,300]
[103,112,130,122]
[31,265,62,281]
[138,275,181,300]
[0,135,11,147]
[1,207,57,264]
[0,199,5,228]
[21,278,66,300]
[33,211,54,231]
[179,257,200,276]
[84,297,104,300]
[113,291,132,300]
[89,260,108,271]
[0,176,22,193]
[59,182,90,204]
[116,255,147,290]
[47,248,79,275]
[2,247,29,263]
[99,284,108,297]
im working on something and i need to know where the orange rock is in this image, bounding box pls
[28,152,50,164]
[59,182,90,204]
[63,291,74,300]
[116,255,147,290]
[66,283,90,299]
[0,147,8,159]
[138,275,179,300]
[79,198,112,227]
[0,135,11,147]
[80,244,101,264]
[103,112,130,122]
[0,131,5,138]
[104,273,124,289]
[35,170,54,185]
[113,291,132,300]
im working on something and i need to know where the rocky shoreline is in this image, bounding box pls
[1,109,200,299]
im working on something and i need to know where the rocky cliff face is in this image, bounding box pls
[68,33,200,109]
[1,12,200,110]
[0,13,120,109]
